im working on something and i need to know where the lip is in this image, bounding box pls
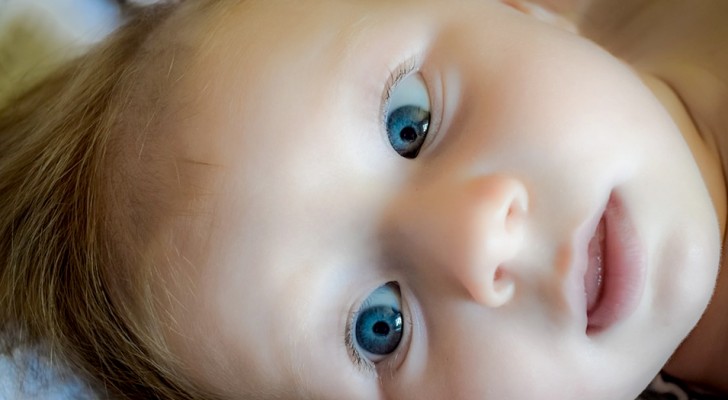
[583,193,647,334]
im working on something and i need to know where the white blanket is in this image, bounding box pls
[0,346,98,400]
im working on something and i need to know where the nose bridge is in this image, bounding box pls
[391,175,528,307]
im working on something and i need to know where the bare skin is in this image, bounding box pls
[568,0,728,393]
[141,1,727,398]
[509,0,728,393]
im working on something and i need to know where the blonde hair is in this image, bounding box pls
[0,2,234,398]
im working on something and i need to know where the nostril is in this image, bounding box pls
[479,266,515,307]
[494,266,504,281]
[507,202,520,223]
[404,174,526,307]
[505,190,528,234]
[493,267,513,292]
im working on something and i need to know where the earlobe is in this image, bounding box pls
[501,0,579,34]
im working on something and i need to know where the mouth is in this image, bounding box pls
[584,193,646,335]
[585,215,606,315]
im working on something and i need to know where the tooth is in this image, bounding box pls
[586,217,607,313]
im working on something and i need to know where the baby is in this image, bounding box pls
[1,0,727,399]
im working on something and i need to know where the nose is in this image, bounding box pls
[388,175,528,307]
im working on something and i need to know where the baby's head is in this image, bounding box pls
[2,1,723,399]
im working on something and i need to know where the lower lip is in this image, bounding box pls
[586,194,646,334]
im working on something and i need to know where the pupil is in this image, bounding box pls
[399,126,417,142]
[373,321,390,336]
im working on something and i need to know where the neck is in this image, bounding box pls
[639,63,728,235]
[627,21,728,399]
[647,64,728,394]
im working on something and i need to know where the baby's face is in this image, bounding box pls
[158,0,722,398]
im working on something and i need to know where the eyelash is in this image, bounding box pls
[344,58,422,375]
[345,306,376,374]
[380,57,419,128]
[345,290,414,376]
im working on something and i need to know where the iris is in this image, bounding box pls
[355,304,403,355]
[386,105,430,159]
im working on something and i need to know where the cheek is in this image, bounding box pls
[385,301,660,400]
[456,55,644,164]
[393,329,582,399]
[641,192,720,340]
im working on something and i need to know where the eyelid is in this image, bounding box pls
[345,298,377,375]
[344,283,414,377]
[381,56,420,128]
[381,56,444,158]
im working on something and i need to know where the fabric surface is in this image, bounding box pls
[0,0,120,107]
[0,346,99,400]
[638,373,725,400]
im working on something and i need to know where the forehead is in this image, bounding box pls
[179,1,378,156]
[173,0,439,228]
[161,1,426,396]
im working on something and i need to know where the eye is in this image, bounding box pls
[385,73,431,159]
[353,282,404,362]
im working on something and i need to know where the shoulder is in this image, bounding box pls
[575,0,728,62]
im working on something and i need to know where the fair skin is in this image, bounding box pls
[577,1,728,392]
[149,0,727,398]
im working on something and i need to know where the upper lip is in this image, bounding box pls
[585,193,647,334]
[562,196,608,330]
[561,191,647,335]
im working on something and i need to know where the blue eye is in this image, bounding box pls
[354,283,404,360]
[385,73,431,159]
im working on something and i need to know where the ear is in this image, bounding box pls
[501,0,580,34]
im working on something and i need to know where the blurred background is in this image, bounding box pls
[0,0,122,105]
